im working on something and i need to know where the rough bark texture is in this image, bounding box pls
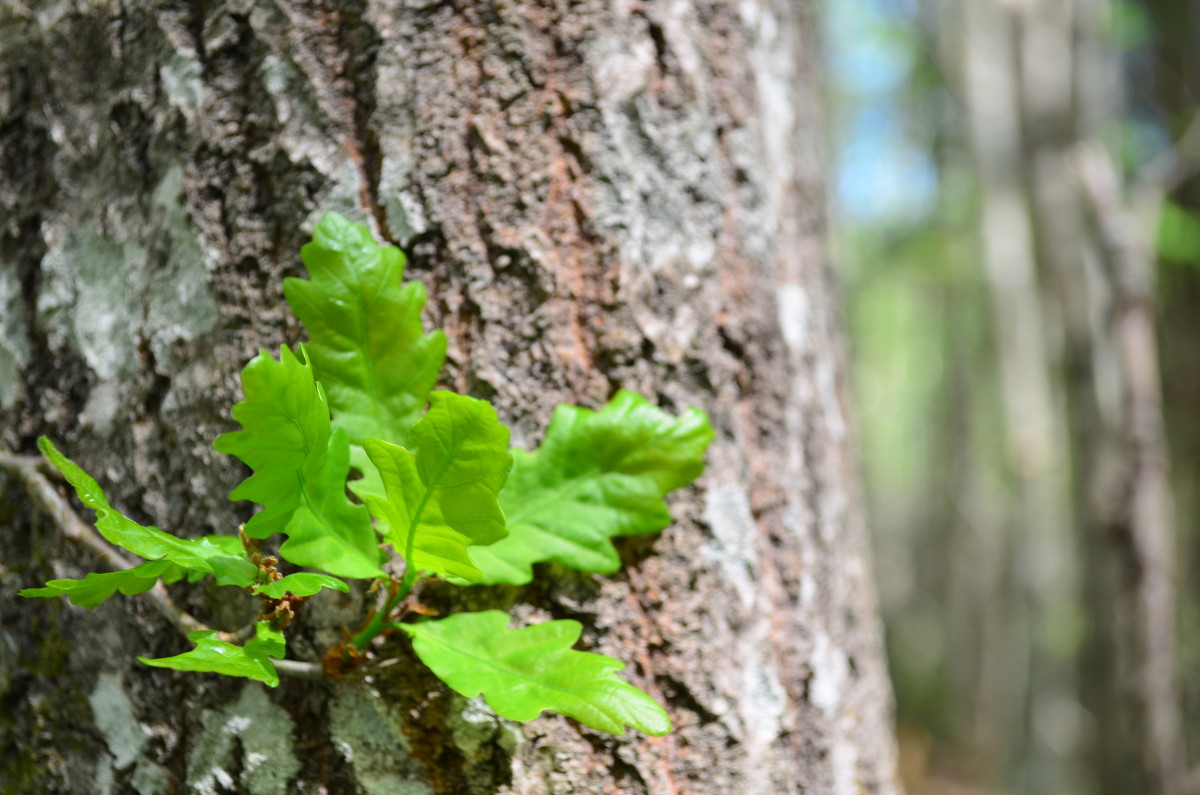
[0,1,899,793]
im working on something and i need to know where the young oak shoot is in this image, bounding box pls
[21,212,712,738]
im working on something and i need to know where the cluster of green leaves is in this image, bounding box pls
[21,213,712,737]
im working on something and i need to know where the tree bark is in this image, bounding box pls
[0,1,899,793]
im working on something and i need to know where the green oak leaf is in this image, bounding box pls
[253,572,349,598]
[469,390,713,585]
[214,346,384,579]
[403,610,671,737]
[363,392,512,582]
[197,534,249,560]
[285,212,446,505]
[20,560,174,608]
[139,621,285,687]
[35,438,256,587]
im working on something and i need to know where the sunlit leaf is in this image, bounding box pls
[285,212,446,509]
[253,573,349,598]
[139,621,285,687]
[36,437,256,587]
[214,346,384,579]
[470,391,712,585]
[364,392,511,582]
[20,560,173,608]
[404,611,670,736]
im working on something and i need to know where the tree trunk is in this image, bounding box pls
[0,1,899,793]
[957,3,1077,785]
[955,1,1186,791]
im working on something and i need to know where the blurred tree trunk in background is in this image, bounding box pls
[956,1,1185,792]
[833,0,1197,791]
[0,1,900,793]
[1143,0,1200,771]
[957,2,1079,789]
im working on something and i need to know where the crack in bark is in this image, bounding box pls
[272,0,393,242]
[386,635,477,795]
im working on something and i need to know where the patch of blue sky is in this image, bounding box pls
[836,115,937,225]
[825,0,934,225]
[825,0,915,98]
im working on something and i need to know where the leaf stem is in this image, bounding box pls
[349,570,419,651]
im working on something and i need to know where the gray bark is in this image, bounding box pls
[0,1,899,793]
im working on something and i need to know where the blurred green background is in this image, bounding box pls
[825,1,1200,793]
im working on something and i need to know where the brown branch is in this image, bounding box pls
[0,449,138,570]
[1,446,325,681]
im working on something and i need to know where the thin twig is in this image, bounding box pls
[0,449,137,570]
[273,659,326,680]
[1,445,324,680]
